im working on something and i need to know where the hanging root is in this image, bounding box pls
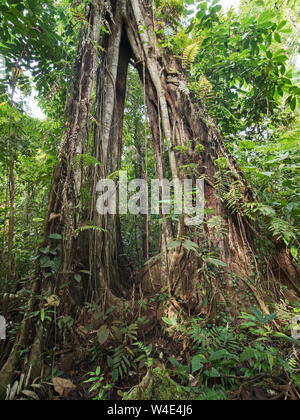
[0,323,28,399]
[0,276,43,399]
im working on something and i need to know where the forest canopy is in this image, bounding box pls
[0,0,299,401]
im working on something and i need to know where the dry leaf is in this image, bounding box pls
[52,377,76,397]
[46,294,60,307]
[22,390,39,400]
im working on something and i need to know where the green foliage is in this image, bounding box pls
[84,366,113,400]
[73,153,102,169]
[184,1,299,135]
[154,0,186,28]
[134,342,154,368]
[189,323,240,352]
[0,0,75,107]
[93,316,154,383]
[178,0,300,261]
[159,301,300,398]
[183,40,201,67]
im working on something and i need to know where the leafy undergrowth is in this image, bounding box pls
[47,297,300,401]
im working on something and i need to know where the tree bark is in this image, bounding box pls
[120,0,299,315]
[0,0,104,396]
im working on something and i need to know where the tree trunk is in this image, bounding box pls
[106,0,298,317]
[0,0,104,396]
[7,157,14,283]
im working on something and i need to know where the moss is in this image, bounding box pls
[124,368,191,401]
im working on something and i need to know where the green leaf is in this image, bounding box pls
[205,257,227,267]
[240,321,257,329]
[274,32,281,43]
[41,308,45,322]
[274,54,288,64]
[258,171,274,178]
[167,241,182,250]
[40,256,52,268]
[290,97,296,112]
[250,306,264,323]
[273,332,298,343]
[192,354,206,373]
[290,246,298,260]
[277,20,287,31]
[40,247,50,255]
[205,367,220,378]
[162,317,173,326]
[263,312,277,323]
[257,10,275,25]
[181,239,199,252]
[209,350,228,361]
[49,233,62,240]
[97,325,110,345]
[74,274,82,283]
[112,368,119,381]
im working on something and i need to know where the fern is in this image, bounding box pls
[249,203,276,217]
[207,216,227,239]
[112,344,132,381]
[134,342,153,367]
[198,74,214,102]
[75,224,106,236]
[122,322,138,343]
[269,217,296,246]
[215,171,252,218]
[189,324,239,353]
[134,341,152,358]
[111,323,139,381]
[183,40,200,67]
[225,182,244,213]
[196,387,228,401]
[73,153,102,168]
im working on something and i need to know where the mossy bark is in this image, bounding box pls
[124,368,193,400]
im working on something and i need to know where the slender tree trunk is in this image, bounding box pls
[7,157,14,283]
[6,65,18,284]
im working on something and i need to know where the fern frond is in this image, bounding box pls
[183,40,200,67]
[269,217,296,245]
[134,341,152,357]
[199,74,214,102]
[75,224,106,236]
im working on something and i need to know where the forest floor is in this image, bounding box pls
[51,304,299,401]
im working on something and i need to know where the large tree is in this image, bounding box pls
[0,0,298,396]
